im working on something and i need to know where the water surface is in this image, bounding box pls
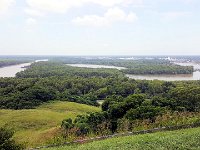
[2,61,199,81]
[0,59,48,77]
[0,63,32,77]
[127,62,200,81]
[66,64,126,70]
[67,63,200,81]
[126,72,200,81]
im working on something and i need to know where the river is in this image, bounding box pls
[66,64,126,70]
[67,63,200,81]
[127,62,200,81]
[1,61,200,81]
[126,72,200,81]
[0,59,48,77]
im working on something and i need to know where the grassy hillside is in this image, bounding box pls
[0,101,100,147]
[46,127,200,150]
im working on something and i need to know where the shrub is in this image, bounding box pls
[0,128,23,150]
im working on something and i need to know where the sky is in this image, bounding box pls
[0,0,200,56]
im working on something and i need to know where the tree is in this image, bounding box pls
[0,128,23,150]
[61,118,74,139]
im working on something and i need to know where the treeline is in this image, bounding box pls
[0,60,28,68]
[0,77,102,109]
[0,76,172,109]
[122,65,193,74]
[50,57,194,75]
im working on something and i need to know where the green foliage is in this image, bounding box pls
[16,62,123,78]
[0,101,100,148]
[125,106,163,120]
[61,119,74,130]
[122,63,193,75]
[0,60,28,68]
[65,81,200,135]
[1,57,199,149]
[1,59,200,147]
[130,111,200,131]
[50,57,194,75]
[0,128,23,150]
[169,86,200,111]
[44,127,200,150]
[0,76,106,109]
[0,61,196,110]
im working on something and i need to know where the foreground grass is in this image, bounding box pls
[0,101,100,147]
[46,127,200,150]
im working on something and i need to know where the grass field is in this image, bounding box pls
[45,127,200,150]
[0,101,100,147]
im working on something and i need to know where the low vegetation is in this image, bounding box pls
[0,101,100,147]
[44,127,200,150]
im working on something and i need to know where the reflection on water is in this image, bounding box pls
[0,59,48,77]
[66,64,126,70]
[174,62,200,70]
[127,62,200,81]
[67,63,200,81]
[126,71,200,81]
[1,61,200,81]
[0,63,32,77]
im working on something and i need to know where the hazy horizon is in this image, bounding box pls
[0,54,200,57]
[0,0,200,55]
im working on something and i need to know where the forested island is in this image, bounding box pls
[50,57,194,75]
[0,60,28,68]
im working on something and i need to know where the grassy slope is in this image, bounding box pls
[0,101,100,147]
[46,127,200,150]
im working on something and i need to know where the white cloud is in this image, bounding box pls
[25,17,38,32]
[26,17,37,25]
[26,0,143,14]
[26,0,79,14]
[161,11,191,21]
[72,7,138,27]
[72,15,109,27]
[87,0,124,7]
[179,0,196,4]
[25,8,45,17]
[0,0,15,14]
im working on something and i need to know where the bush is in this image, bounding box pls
[0,128,23,150]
